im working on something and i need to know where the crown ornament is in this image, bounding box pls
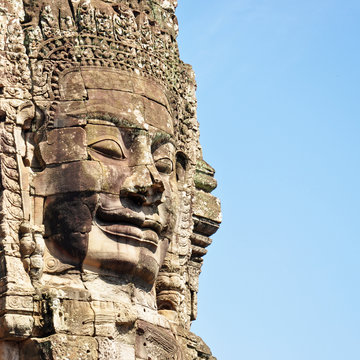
[22,0,199,157]
[23,0,184,97]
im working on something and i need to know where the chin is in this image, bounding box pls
[83,224,169,285]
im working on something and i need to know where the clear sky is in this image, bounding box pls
[176,1,360,359]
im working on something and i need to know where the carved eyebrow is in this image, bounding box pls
[87,134,123,146]
[151,132,175,152]
[85,113,141,129]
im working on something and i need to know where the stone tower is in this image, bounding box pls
[0,1,221,359]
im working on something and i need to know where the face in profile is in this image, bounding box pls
[35,69,179,285]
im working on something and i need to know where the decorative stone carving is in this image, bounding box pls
[0,1,221,359]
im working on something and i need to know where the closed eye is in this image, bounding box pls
[88,139,125,160]
[154,157,173,174]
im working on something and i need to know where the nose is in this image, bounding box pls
[120,164,164,206]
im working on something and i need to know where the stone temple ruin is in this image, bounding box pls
[0,1,221,359]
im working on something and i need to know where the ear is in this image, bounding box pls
[17,101,35,129]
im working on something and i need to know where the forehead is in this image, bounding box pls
[54,68,173,135]
[85,122,175,148]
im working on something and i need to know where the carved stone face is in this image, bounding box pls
[35,69,179,285]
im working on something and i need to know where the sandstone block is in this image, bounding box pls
[52,300,94,336]
[21,334,98,360]
[53,101,88,128]
[132,77,170,109]
[59,68,87,101]
[0,341,19,360]
[0,295,33,313]
[143,97,173,134]
[0,314,34,340]
[193,191,222,223]
[82,69,133,92]
[38,127,87,165]
[32,161,103,196]
[97,337,135,360]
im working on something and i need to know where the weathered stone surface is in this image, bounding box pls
[193,191,222,223]
[97,337,135,360]
[59,68,87,101]
[0,341,19,360]
[177,326,216,360]
[194,160,218,193]
[20,334,98,360]
[81,69,134,93]
[132,77,170,109]
[52,300,95,336]
[92,300,116,337]
[143,96,174,134]
[85,90,145,126]
[135,320,183,359]
[53,101,88,128]
[32,161,103,196]
[0,314,34,340]
[0,295,33,313]
[0,0,221,359]
[37,127,87,165]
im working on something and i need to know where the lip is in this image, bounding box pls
[95,206,163,246]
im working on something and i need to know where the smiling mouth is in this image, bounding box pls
[94,207,162,246]
[95,221,159,246]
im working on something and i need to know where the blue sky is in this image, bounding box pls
[176,1,360,359]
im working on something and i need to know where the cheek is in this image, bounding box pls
[165,174,179,207]
[100,163,130,194]
[44,193,98,236]
[159,176,179,228]
[43,193,98,265]
[158,238,170,265]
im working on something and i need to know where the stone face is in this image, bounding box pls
[0,0,221,359]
